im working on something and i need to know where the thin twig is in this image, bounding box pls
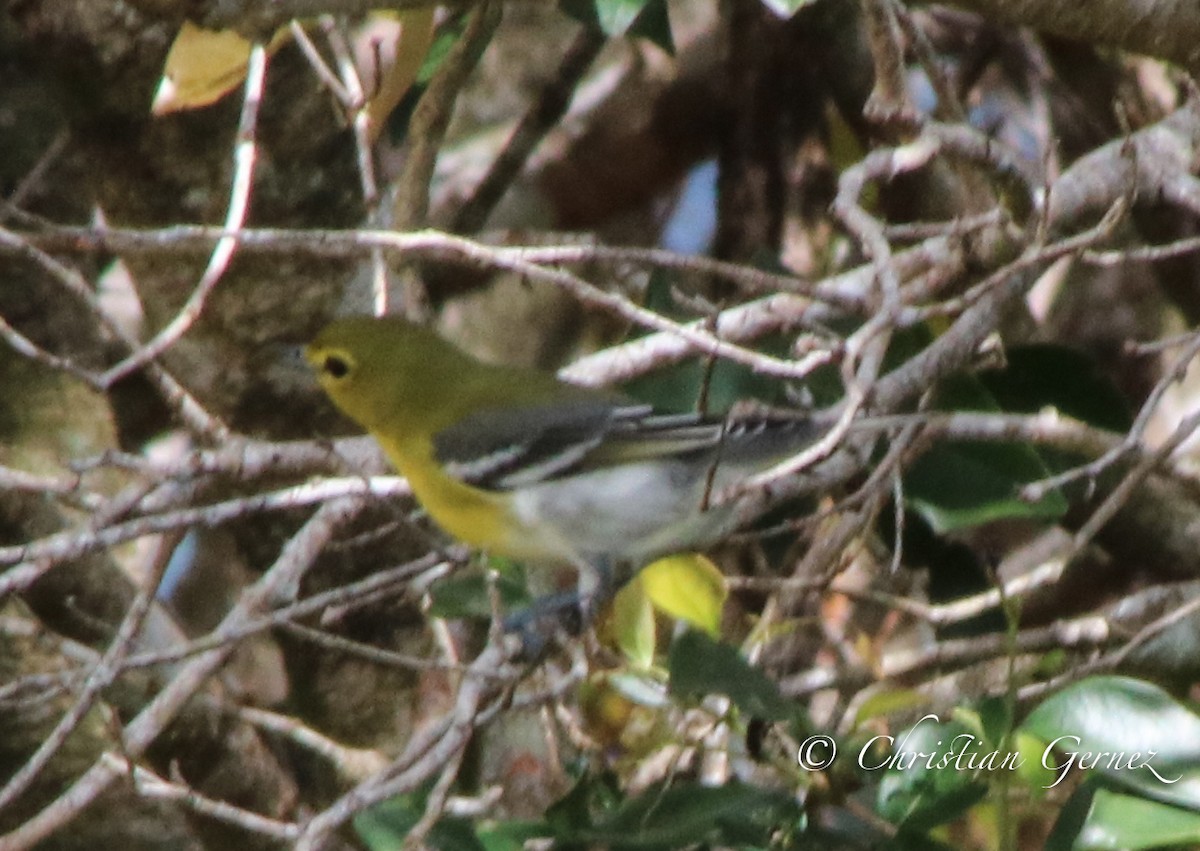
[0,498,363,851]
[321,15,392,312]
[108,756,300,841]
[0,476,408,595]
[292,640,518,851]
[394,2,502,231]
[289,20,352,102]
[121,554,456,674]
[0,538,174,811]
[4,131,70,211]
[1085,234,1200,265]
[235,704,388,783]
[0,228,230,442]
[450,24,606,233]
[102,43,268,385]
[1022,326,1200,501]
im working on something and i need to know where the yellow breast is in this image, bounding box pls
[378,435,517,553]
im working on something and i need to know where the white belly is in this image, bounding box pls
[508,460,737,567]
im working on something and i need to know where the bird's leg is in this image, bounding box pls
[575,554,617,623]
[502,591,584,660]
[502,590,583,633]
[501,556,619,659]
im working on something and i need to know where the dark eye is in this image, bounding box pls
[323,355,350,379]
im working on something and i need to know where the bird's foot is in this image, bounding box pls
[500,558,620,661]
[502,590,589,660]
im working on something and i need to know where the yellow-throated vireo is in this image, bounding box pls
[306,315,825,630]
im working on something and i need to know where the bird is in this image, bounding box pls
[305,315,826,637]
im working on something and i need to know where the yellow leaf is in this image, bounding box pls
[1012,730,1056,794]
[579,671,669,753]
[152,23,287,115]
[579,675,635,748]
[640,553,727,637]
[360,9,436,142]
[853,687,930,726]
[609,576,657,668]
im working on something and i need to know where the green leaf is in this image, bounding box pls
[980,344,1132,433]
[628,0,674,54]
[895,518,1003,636]
[558,0,599,26]
[594,0,642,34]
[545,770,622,835]
[881,833,961,851]
[1045,783,1097,851]
[560,0,641,35]
[354,795,486,851]
[900,366,1073,532]
[979,344,1133,494]
[427,570,530,620]
[560,0,675,61]
[1021,676,1200,809]
[1076,789,1200,850]
[758,0,819,17]
[610,576,657,668]
[873,715,989,831]
[416,14,466,84]
[623,355,785,415]
[427,819,488,851]
[354,797,412,851]
[668,629,793,721]
[475,821,549,851]
[975,695,1013,748]
[904,439,1068,532]
[558,780,803,848]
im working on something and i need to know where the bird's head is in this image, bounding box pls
[305,315,467,435]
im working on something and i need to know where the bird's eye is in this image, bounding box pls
[322,354,350,379]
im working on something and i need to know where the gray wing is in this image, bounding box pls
[434,397,824,491]
[432,400,726,490]
[433,398,646,489]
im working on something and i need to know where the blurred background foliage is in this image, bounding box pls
[5,0,1200,849]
